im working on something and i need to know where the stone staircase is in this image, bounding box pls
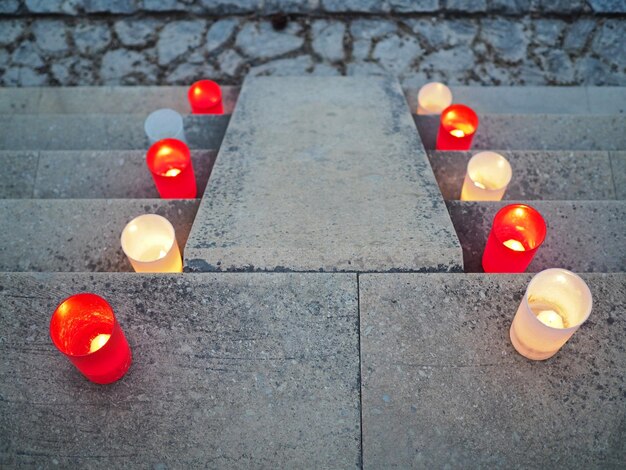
[0,80,624,468]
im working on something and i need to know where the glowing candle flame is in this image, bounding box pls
[165,168,181,177]
[536,310,565,329]
[503,239,525,251]
[450,129,465,138]
[89,333,111,353]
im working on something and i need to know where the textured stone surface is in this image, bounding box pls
[157,20,206,66]
[312,20,346,62]
[360,273,626,468]
[185,76,462,272]
[32,150,216,199]
[0,151,38,198]
[415,115,626,150]
[447,200,626,273]
[0,199,199,272]
[0,115,229,150]
[428,150,616,200]
[0,272,360,468]
[235,22,304,59]
[610,151,626,199]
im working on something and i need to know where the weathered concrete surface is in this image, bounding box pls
[0,199,199,272]
[360,273,626,469]
[0,272,360,468]
[186,76,462,273]
[415,114,626,150]
[610,151,626,199]
[0,114,229,150]
[0,150,38,198]
[406,86,626,115]
[32,150,217,199]
[447,200,626,273]
[429,150,616,200]
[0,86,240,115]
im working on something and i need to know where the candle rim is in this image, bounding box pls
[523,268,593,331]
[440,103,479,133]
[467,151,512,192]
[120,213,177,263]
[492,203,547,251]
[146,138,191,176]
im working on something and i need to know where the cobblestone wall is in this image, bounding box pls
[1,1,624,86]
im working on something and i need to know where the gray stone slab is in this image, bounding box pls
[0,114,229,150]
[415,114,626,150]
[186,76,462,273]
[33,149,217,199]
[0,272,360,468]
[360,273,625,469]
[586,87,626,115]
[0,199,199,272]
[0,150,38,198]
[429,150,616,200]
[447,200,626,273]
[0,86,240,114]
[610,151,626,199]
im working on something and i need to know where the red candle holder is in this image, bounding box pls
[146,138,197,198]
[50,293,132,384]
[436,104,479,150]
[482,204,547,273]
[188,80,223,114]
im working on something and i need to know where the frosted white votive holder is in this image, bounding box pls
[144,108,186,144]
[417,82,453,115]
[460,151,512,201]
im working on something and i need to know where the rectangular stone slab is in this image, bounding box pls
[0,272,360,468]
[185,76,462,272]
[360,273,625,469]
[0,199,199,272]
[610,151,626,199]
[428,150,616,200]
[0,150,39,198]
[0,115,229,150]
[447,200,626,273]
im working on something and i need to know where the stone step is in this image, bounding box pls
[359,272,625,468]
[447,200,626,273]
[184,76,463,273]
[0,86,240,115]
[0,271,360,468]
[415,114,626,150]
[405,86,626,115]
[0,199,199,272]
[429,150,621,201]
[0,114,229,150]
[0,150,217,199]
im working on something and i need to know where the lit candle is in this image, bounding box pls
[120,214,183,273]
[482,204,547,273]
[510,268,592,360]
[188,80,223,114]
[460,151,512,201]
[436,104,479,150]
[417,82,452,115]
[144,108,186,144]
[146,138,197,199]
[50,293,132,384]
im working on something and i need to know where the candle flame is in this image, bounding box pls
[536,310,565,329]
[165,168,181,177]
[450,129,466,138]
[503,239,525,251]
[89,333,111,353]
[193,86,202,96]
[157,146,173,158]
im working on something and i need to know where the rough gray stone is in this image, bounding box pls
[198,0,262,13]
[574,56,622,86]
[84,0,138,14]
[408,18,477,49]
[610,151,626,199]
[350,19,396,40]
[428,150,616,200]
[2,67,47,86]
[185,76,462,273]
[236,22,304,59]
[312,62,341,76]
[360,273,626,468]
[0,21,25,47]
[0,0,19,13]
[0,199,199,272]
[345,61,388,76]
[421,46,476,75]
[11,42,43,68]
[447,200,626,272]
[143,0,187,10]
[533,19,566,46]
[533,0,587,12]
[218,49,245,77]
[372,35,422,77]
[312,20,346,62]
[50,57,73,83]
[0,272,360,468]
[249,55,313,76]
[537,48,575,83]
[387,0,438,12]
[165,62,218,84]
[482,18,529,63]
[73,23,112,55]
[0,151,38,198]
[446,0,487,12]
[100,49,157,84]
[32,20,69,54]
[322,0,387,12]
[589,0,626,12]
[24,0,80,14]
[563,19,596,53]
[157,20,206,66]
[114,19,161,47]
[592,19,626,68]
[206,18,239,52]
[490,0,532,13]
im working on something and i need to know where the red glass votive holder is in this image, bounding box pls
[146,138,197,198]
[436,104,479,150]
[188,80,223,114]
[482,204,547,273]
[50,293,132,384]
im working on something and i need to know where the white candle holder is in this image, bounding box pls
[144,108,186,144]
[510,268,592,360]
[120,214,183,273]
[460,151,512,201]
[417,82,453,115]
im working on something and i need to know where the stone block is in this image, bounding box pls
[0,151,38,198]
[0,199,199,272]
[447,200,626,272]
[360,272,625,468]
[0,272,360,468]
[610,151,626,199]
[185,76,462,272]
[428,150,616,200]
